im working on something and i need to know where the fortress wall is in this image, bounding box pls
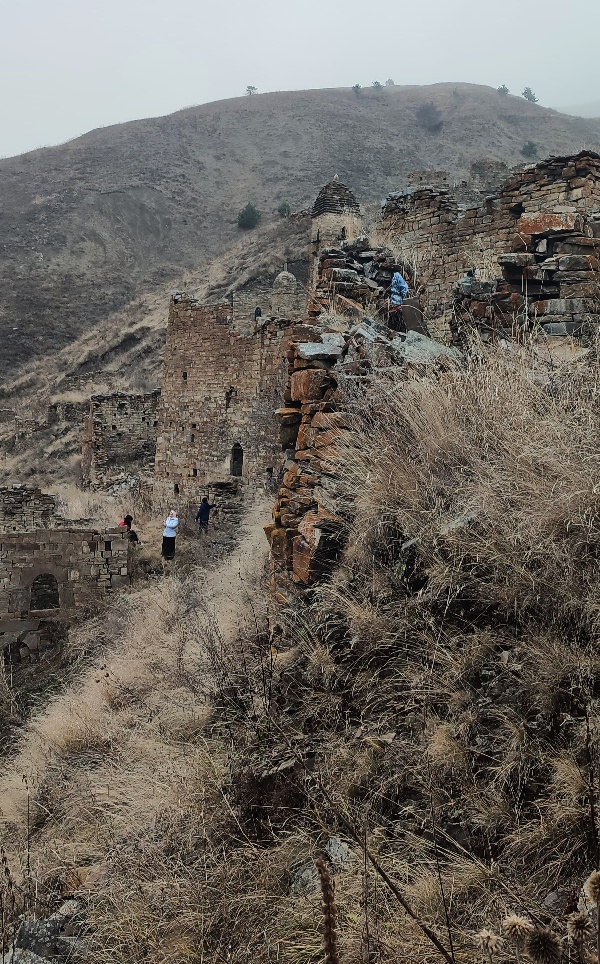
[0,485,60,533]
[382,152,600,330]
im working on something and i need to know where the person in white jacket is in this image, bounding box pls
[162,510,179,559]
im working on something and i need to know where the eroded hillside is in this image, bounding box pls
[2,82,600,377]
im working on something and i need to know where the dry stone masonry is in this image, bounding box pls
[153,297,297,509]
[381,151,600,340]
[0,525,130,664]
[82,390,160,488]
[0,485,60,533]
[263,153,600,599]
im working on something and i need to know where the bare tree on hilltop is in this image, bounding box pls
[246,85,257,96]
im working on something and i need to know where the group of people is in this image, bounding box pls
[117,497,216,562]
[161,497,215,560]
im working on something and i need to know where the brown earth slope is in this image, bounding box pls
[1,82,600,379]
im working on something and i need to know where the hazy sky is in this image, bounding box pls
[1,0,598,158]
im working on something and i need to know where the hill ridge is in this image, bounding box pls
[1,82,600,378]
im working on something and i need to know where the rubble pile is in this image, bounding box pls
[452,228,600,341]
[309,237,410,319]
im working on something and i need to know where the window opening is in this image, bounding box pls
[230,443,244,477]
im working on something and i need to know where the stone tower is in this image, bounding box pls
[311,178,362,248]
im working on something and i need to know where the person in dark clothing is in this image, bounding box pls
[119,513,139,543]
[195,496,215,534]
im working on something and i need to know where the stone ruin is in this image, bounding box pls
[149,154,600,581]
[0,484,60,533]
[153,299,295,510]
[0,485,130,666]
[262,154,600,600]
[82,390,160,489]
[381,151,600,341]
[4,151,596,637]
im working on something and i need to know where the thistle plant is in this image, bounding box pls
[567,913,593,963]
[584,871,600,964]
[476,929,503,963]
[502,914,534,963]
[525,927,562,964]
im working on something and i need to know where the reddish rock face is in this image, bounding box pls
[290,369,335,402]
[518,212,579,236]
[292,535,313,583]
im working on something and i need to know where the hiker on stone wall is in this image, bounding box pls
[390,270,409,308]
[162,510,179,559]
[195,496,215,535]
[387,270,410,331]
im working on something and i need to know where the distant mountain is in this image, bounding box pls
[1,82,600,380]
[557,100,600,119]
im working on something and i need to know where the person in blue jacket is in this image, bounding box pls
[162,510,179,559]
[390,270,409,307]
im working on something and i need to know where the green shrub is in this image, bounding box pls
[521,140,538,158]
[277,201,291,218]
[237,203,261,229]
[497,83,509,96]
[415,101,443,133]
[351,84,362,95]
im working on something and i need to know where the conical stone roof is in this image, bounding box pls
[312,179,361,218]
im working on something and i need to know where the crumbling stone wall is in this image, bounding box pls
[265,319,456,603]
[153,297,296,508]
[0,485,59,533]
[0,526,130,662]
[310,180,363,287]
[231,265,308,329]
[82,391,160,487]
[381,152,600,337]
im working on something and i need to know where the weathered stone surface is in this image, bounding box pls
[498,253,536,267]
[518,212,579,236]
[82,391,160,488]
[391,332,461,366]
[290,369,335,402]
[0,486,59,534]
[331,268,360,283]
[296,334,346,361]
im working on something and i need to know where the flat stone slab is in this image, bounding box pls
[296,334,346,361]
[391,331,461,365]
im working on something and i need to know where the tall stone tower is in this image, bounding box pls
[311,178,362,248]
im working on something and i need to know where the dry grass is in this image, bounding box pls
[4,346,600,962]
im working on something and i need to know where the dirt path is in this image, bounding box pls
[201,494,272,643]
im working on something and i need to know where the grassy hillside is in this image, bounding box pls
[2,342,600,963]
[1,82,600,378]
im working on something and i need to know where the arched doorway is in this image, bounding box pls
[230,443,244,477]
[30,573,60,611]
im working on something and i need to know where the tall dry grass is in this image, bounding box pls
[4,346,600,962]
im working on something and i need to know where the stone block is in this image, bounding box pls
[517,212,579,236]
[290,369,335,403]
[110,575,129,588]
